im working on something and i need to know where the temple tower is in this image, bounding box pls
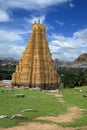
[12,20,60,89]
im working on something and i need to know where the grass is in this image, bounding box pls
[0,86,87,128]
[0,88,66,128]
[60,86,87,127]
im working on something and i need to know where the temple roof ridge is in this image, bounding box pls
[32,19,45,30]
[34,19,41,24]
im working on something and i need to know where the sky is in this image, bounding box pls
[0,0,87,61]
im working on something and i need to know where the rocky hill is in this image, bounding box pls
[54,59,72,67]
[75,53,87,63]
[55,53,87,68]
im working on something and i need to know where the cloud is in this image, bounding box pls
[71,24,76,26]
[56,20,64,26]
[10,45,25,58]
[49,28,87,61]
[74,28,87,40]
[69,3,74,8]
[0,0,72,10]
[0,30,22,43]
[0,0,73,22]
[50,34,78,49]
[46,25,54,30]
[0,29,24,59]
[0,10,10,22]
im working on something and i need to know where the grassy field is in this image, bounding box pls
[61,87,87,127]
[0,86,87,128]
[0,88,67,128]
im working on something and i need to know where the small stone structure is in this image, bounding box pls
[15,94,25,97]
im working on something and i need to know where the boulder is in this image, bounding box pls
[24,86,29,89]
[83,94,87,97]
[15,94,25,97]
[0,115,8,119]
[79,89,83,92]
[74,87,81,90]
[46,89,59,93]
[21,109,37,112]
[11,114,24,119]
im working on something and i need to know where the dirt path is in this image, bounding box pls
[0,123,74,130]
[36,93,83,123]
[36,106,83,123]
[53,93,65,103]
[2,122,87,130]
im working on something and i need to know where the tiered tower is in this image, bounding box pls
[12,20,60,89]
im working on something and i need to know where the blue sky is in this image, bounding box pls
[0,0,87,61]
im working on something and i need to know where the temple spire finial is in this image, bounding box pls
[38,18,40,24]
[34,21,37,24]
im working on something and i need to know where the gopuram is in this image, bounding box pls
[12,20,60,89]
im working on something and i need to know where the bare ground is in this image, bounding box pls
[54,93,65,103]
[0,123,75,130]
[36,106,83,123]
[1,122,87,130]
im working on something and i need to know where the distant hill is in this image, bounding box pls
[0,56,18,66]
[54,59,72,67]
[75,53,87,63]
[55,53,87,68]
[0,53,87,68]
[0,57,15,61]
